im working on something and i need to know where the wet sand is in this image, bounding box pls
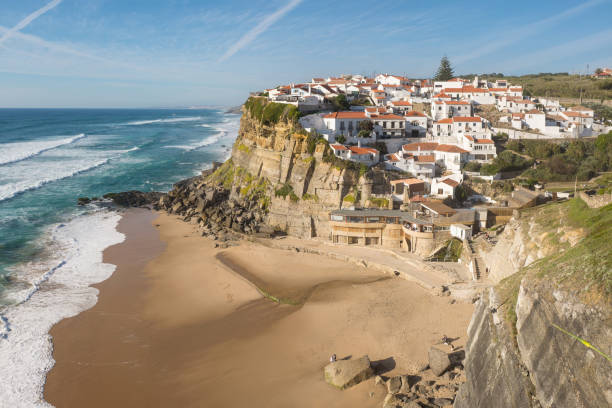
[45,210,473,407]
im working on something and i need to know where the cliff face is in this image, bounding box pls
[455,200,612,408]
[228,103,393,238]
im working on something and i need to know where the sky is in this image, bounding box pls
[1,0,611,108]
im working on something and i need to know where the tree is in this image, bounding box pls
[433,56,455,81]
[336,135,346,144]
[331,94,350,111]
[359,121,374,132]
[595,68,603,75]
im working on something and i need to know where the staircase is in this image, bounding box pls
[467,239,484,280]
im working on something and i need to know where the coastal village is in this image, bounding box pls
[242,70,612,282]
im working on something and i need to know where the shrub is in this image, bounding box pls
[463,161,482,172]
[370,197,389,208]
[343,194,356,203]
[275,183,294,198]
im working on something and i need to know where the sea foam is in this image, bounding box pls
[125,116,202,126]
[0,210,124,407]
[0,147,138,202]
[0,134,87,166]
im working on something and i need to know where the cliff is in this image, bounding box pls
[455,199,612,408]
[209,98,397,238]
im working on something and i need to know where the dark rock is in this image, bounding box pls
[103,191,164,207]
[77,197,91,205]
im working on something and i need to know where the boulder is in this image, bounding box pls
[382,394,420,408]
[387,376,402,394]
[428,347,451,377]
[324,355,374,390]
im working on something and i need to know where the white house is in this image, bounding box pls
[330,144,380,166]
[462,134,497,161]
[387,100,413,114]
[433,144,470,173]
[431,177,460,199]
[385,150,436,179]
[433,116,487,138]
[524,109,546,132]
[451,224,472,240]
[323,111,369,137]
[431,100,472,120]
[404,111,428,137]
[371,114,406,138]
[567,106,594,118]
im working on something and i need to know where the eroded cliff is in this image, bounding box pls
[455,199,612,408]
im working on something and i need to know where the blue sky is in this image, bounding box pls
[1,0,611,108]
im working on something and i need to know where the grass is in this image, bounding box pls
[369,197,389,208]
[302,193,319,202]
[237,143,251,153]
[497,198,612,336]
[244,97,300,126]
[343,193,356,203]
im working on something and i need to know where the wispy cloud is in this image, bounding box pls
[453,0,604,64]
[218,0,302,62]
[0,0,62,46]
[499,28,612,73]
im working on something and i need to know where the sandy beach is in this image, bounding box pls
[44,209,473,407]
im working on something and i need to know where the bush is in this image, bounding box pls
[244,97,300,125]
[369,197,389,208]
[463,161,482,172]
[343,194,356,203]
[275,183,294,198]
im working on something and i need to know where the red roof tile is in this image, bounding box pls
[435,144,469,153]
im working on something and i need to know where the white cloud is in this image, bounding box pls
[218,0,303,62]
[0,0,63,46]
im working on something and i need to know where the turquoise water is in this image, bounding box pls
[0,108,239,298]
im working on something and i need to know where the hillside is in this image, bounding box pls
[471,73,612,101]
[456,199,612,408]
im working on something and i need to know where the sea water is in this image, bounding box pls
[0,108,240,406]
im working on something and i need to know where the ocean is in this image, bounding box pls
[0,108,240,406]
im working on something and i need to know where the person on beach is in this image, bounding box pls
[330,354,337,363]
[442,335,455,350]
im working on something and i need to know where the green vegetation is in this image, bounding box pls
[584,102,612,123]
[274,183,299,202]
[342,193,356,203]
[330,94,350,111]
[517,132,612,182]
[237,143,251,153]
[208,160,271,210]
[429,238,463,262]
[463,161,482,172]
[350,97,372,106]
[302,193,319,202]
[499,199,612,334]
[369,197,389,208]
[477,72,612,100]
[322,146,369,174]
[434,56,454,81]
[480,150,533,175]
[244,97,300,125]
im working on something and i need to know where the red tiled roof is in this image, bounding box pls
[387,154,400,162]
[349,146,378,155]
[436,118,453,124]
[442,178,460,187]
[569,106,593,111]
[453,116,482,123]
[446,101,471,105]
[464,134,474,141]
[376,114,405,120]
[390,101,412,106]
[330,144,348,150]
[323,112,367,119]
[435,144,469,153]
[415,155,435,163]
[526,109,543,115]
[475,138,494,144]
[433,92,451,98]
[404,111,426,117]
[403,142,439,151]
[391,178,423,185]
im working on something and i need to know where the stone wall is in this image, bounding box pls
[578,191,612,208]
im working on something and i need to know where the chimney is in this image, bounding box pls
[418,145,421,154]
[358,140,362,148]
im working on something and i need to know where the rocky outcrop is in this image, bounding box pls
[428,347,451,377]
[454,289,536,408]
[515,279,612,408]
[324,355,374,389]
[455,200,611,408]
